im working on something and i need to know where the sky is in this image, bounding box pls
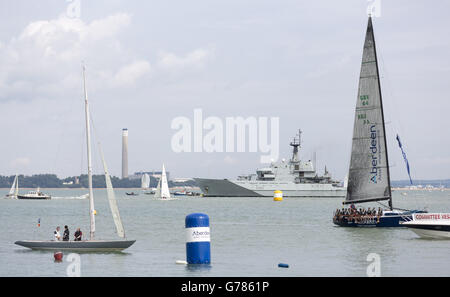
[0,0,449,181]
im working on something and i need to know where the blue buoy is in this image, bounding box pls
[185,213,211,264]
[278,263,289,268]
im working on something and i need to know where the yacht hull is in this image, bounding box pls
[17,196,51,200]
[406,226,450,239]
[333,210,426,228]
[402,214,450,238]
[15,240,136,251]
[195,178,346,197]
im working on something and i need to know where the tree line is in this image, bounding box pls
[0,174,197,188]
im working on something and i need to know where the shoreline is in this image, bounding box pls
[2,187,446,191]
[392,187,449,191]
[0,187,201,190]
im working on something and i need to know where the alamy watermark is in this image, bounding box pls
[66,0,81,19]
[171,109,280,163]
[367,0,381,18]
[66,253,81,277]
[366,253,381,277]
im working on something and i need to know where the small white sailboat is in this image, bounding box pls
[5,174,19,199]
[15,65,135,251]
[140,173,154,195]
[154,164,173,200]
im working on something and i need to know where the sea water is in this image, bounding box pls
[0,189,449,277]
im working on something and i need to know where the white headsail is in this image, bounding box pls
[99,145,125,238]
[8,175,18,198]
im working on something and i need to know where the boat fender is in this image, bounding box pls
[54,252,63,262]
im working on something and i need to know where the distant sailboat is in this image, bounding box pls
[332,16,425,227]
[140,173,154,195]
[141,173,150,190]
[15,65,135,251]
[5,175,19,199]
[154,164,172,200]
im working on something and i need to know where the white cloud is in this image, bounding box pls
[10,157,31,168]
[86,13,132,41]
[113,60,151,87]
[157,47,215,72]
[0,13,137,101]
[0,13,214,101]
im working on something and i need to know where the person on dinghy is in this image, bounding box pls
[63,226,70,241]
[54,226,61,241]
[74,228,82,241]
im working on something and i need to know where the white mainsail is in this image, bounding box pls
[83,65,126,239]
[345,16,392,206]
[141,173,150,189]
[83,65,96,240]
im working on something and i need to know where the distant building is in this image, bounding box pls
[122,128,129,179]
[132,171,170,182]
[172,178,194,183]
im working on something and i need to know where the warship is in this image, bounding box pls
[195,130,346,197]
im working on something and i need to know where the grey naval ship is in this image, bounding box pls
[195,131,346,198]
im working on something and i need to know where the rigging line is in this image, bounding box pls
[376,32,425,210]
[88,106,127,239]
[87,107,106,177]
[376,201,410,212]
[376,38,412,171]
[376,39,404,136]
[80,112,85,181]
[88,106,118,185]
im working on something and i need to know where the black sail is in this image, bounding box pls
[345,17,392,206]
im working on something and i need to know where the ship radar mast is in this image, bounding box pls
[290,129,302,163]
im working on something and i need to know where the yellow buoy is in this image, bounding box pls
[273,190,283,201]
[93,210,97,215]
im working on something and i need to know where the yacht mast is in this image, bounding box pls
[83,64,96,239]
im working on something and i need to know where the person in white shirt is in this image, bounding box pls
[54,226,61,241]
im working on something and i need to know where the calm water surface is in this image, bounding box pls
[0,189,449,277]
